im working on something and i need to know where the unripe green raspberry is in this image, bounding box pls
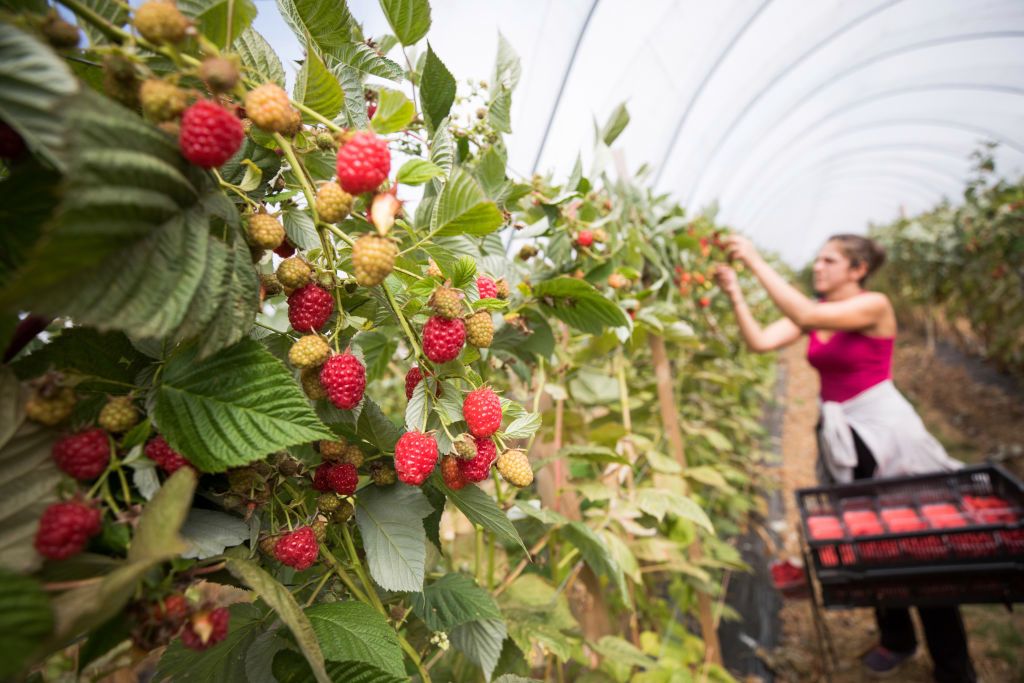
[319,440,347,461]
[318,493,342,512]
[465,311,494,348]
[341,445,364,468]
[98,396,139,433]
[429,287,464,320]
[369,461,396,486]
[247,214,285,250]
[312,518,328,541]
[351,234,397,287]
[453,433,477,461]
[260,273,283,297]
[198,57,239,92]
[289,335,330,369]
[301,367,326,400]
[331,500,354,523]
[316,182,353,223]
[133,1,189,43]
[25,386,76,426]
[139,79,186,122]
[277,257,312,289]
[316,132,336,150]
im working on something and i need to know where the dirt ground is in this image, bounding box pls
[765,333,1024,683]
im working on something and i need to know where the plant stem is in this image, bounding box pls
[383,283,423,359]
[474,526,483,584]
[399,636,432,683]
[493,530,552,597]
[303,571,333,608]
[341,525,386,614]
[320,221,356,247]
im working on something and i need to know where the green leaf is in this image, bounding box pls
[512,501,568,527]
[234,28,287,88]
[273,650,406,683]
[354,484,434,592]
[306,602,404,677]
[431,169,504,237]
[599,102,630,145]
[154,339,334,473]
[420,44,456,132]
[497,574,578,663]
[501,412,540,440]
[325,42,404,81]
[178,0,257,49]
[554,444,628,466]
[226,558,329,683]
[593,636,656,671]
[277,0,354,51]
[635,489,713,533]
[180,509,250,559]
[379,0,431,45]
[442,482,527,553]
[533,277,629,334]
[0,368,21,448]
[353,332,397,383]
[0,570,52,679]
[0,422,60,573]
[11,328,149,392]
[295,41,345,121]
[488,88,511,134]
[429,118,454,175]
[331,60,370,129]
[451,618,507,682]
[282,207,321,250]
[156,603,267,681]
[405,379,428,432]
[0,161,61,289]
[491,33,521,92]
[0,22,77,170]
[562,522,630,606]
[356,398,403,452]
[128,467,195,562]
[371,88,415,135]
[685,465,734,492]
[76,0,130,46]
[396,158,444,185]
[412,573,501,631]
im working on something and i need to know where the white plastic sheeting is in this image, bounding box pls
[254,0,1024,263]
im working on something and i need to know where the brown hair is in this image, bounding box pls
[827,234,886,284]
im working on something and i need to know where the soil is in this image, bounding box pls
[765,333,1024,683]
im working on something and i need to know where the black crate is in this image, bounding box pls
[819,566,1024,608]
[796,464,1024,584]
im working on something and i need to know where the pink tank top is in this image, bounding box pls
[806,330,894,402]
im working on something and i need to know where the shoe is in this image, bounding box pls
[862,645,915,678]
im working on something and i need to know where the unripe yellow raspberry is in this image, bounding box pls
[351,234,397,287]
[25,387,76,426]
[320,440,347,460]
[277,257,312,289]
[98,396,139,433]
[496,449,533,487]
[247,214,285,250]
[316,182,353,223]
[244,83,296,134]
[133,1,189,44]
[289,335,330,369]
[301,367,326,400]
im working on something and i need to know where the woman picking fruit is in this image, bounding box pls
[716,234,975,682]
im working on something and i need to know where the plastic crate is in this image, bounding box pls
[819,567,1024,608]
[796,464,1024,584]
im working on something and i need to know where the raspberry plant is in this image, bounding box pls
[0,2,778,682]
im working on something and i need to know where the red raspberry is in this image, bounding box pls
[335,130,391,195]
[153,594,191,627]
[319,353,366,410]
[575,230,594,247]
[463,387,501,437]
[34,501,102,560]
[327,462,358,495]
[274,239,296,258]
[145,436,192,474]
[422,316,465,363]
[178,100,244,168]
[181,607,230,651]
[52,428,110,480]
[476,276,498,300]
[441,454,466,490]
[405,366,424,400]
[274,526,318,570]
[287,284,334,332]
[312,462,333,492]
[458,437,497,483]
[394,431,438,486]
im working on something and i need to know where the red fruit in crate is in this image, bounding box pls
[881,507,926,532]
[274,526,318,570]
[458,436,496,483]
[34,501,102,560]
[288,285,334,332]
[181,607,229,651]
[178,100,244,168]
[462,387,501,437]
[52,428,110,480]
[327,462,358,495]
[922,503,966,528]
[476,276,498,300]
[335,130,390,195]
[145,436,192,474]
[807,515,843,540]
[422,316,465,363]
[394,431,438,486]
[319,353,366,410]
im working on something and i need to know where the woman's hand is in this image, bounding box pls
[723,235,760,266]
[714,264,741,299]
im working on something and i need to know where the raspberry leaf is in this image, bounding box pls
[0,570,53,679]
[411,573,501,632]
[155,339,335,472]
[277,0,354,51]
[178,0,257,49]
[233,27,287,88]
[0,422,60,573]
[431,169,504,237]
[396,158,444,185]
[562,521,630,607]
[305,601,404,677]
[371,89,415,135]
[438,480,527,554]
[354,484,433,592]
[533,276,630,334]
[294,40,345,121]
[156,603,266,682]
[450,618,507,682]
[379,0,431,46]
[332,60,371,129]
[272,651,406,683]
[179,509,251,559]
[501,412,541,440]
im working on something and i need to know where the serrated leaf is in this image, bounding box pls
[501,412,540,440]
[0,22,77,170]
[412,573,501,631]
[156,603,266,682]
[234,28,286,88]
[431,168,504,237]
[331,60,370,129]
[533,277,629,334]
[554,444,628,465]
[277,0,354,50]
[357,398,403,452]
[130,462,161,501]
[593,636,655,671]
[325,42,404,81]
[0,422,60,573]
[226,557,329,683]
[396,158,444,185]
[282,208,321,250]
[512,501,568,527]
[429,118,454,174]
[488,88,511,134]
[635,489,713,532]
[0,368,22,449]
[421,44,456,132]
[497,574,578,663]
[0,569,53,679]
[562,521,630,606]
[11,328,149,392]
[599,102,630,146]
[491,32,521,92]
[451,618,506,682]
[154,339,334,473]
[685,465,734,492]
[644,449,682,474]
[77,0,129,46]
[295,41,345,121]
[405,379,428,432]
[353,332,397,383]
[370,88,415,135]
[178,0,257,49]
[180,509,251,559]
[355,484,433,592]
[379,0,431,45]
[442,482,527,553]
[306,602,404,677]
[273,650,406,683]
